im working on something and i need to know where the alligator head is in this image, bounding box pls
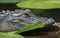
[0,9,55,31]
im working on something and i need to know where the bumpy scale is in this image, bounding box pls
[0,9,55,31]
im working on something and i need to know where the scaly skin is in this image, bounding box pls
[0,9,55,31]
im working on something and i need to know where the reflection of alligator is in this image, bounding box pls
[0,9,55,31]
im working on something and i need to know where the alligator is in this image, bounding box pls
[0,9,55,31]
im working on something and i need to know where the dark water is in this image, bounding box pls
[20,25,59,36]
[0,3,20,10]
[31,9,60,22]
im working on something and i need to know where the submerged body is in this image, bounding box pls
[0,9,55,31]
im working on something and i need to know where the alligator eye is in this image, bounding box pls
[23,13,30,18]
